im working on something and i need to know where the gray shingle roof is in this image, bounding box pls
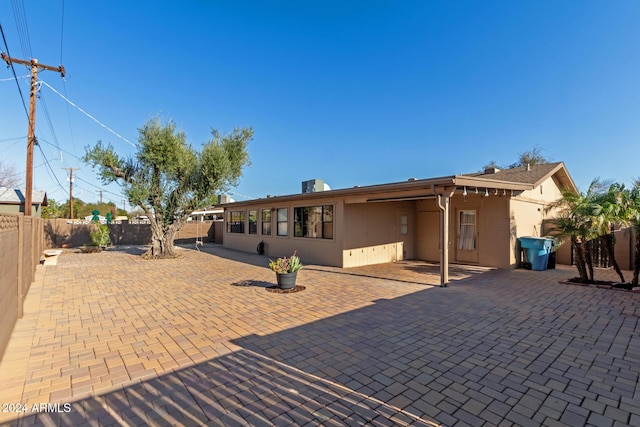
[221,161,577,207]
[463,162,564,185]
[0,188,48,205]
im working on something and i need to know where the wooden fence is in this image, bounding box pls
[0,213,44,362]
[546,223,637,271]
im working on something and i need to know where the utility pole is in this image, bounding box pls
[63,167,79,219]
[97,190,103,204]
[1,53,65,216]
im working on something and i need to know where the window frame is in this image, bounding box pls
[226,210,246,234]
[458,209,477,250]
[293,205,334,239]
[248,210,258,235]
[261,209,272,236]
[399,214,408,235]
[276,208,288,237]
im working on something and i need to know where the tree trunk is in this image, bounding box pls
[584,240,594,282]
[144,221,178,259]
[572,239,589,283]
[601,234,625,282]
[633,228,640,286]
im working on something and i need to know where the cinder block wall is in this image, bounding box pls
[44,219,222,248]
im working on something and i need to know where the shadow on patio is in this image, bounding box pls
[7,263,639,426]
[2,246,638,426]
[306,261,493,286]
[7,290,445,426]
[179,243,492,287]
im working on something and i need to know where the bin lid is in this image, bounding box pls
[519,236,554,249]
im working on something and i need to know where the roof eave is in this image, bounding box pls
[219,175,458,208]
[550,162,578,193]
[452,176,533,191]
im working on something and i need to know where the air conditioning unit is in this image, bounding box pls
[302,179,325,194]
[218,194,232,204]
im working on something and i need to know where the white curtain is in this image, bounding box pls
[459,211,476,250]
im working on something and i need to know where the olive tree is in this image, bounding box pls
[84,118,252,259]
[483,146,550,171]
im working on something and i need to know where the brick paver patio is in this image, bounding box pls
[0,244,638,426]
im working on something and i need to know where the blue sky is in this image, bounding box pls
[0,1,638,209]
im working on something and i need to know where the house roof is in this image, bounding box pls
[222,162,577,207]
[0,188,48,206]
[455,162,577,192]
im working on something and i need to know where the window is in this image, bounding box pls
[248,210,257,234]
[226,210,245,233]
[400,215,408,235]
[277,208,288,236]
[261,209,272,235]
[294,205,333,239]
[459,210,476,250]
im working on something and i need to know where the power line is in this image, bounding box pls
[10,0,32,59]
[74,175,122,197]
[0,136,26,170]
[39,80,137,148]
[58,1,76,157]
[35,143,66,192]
[61,81,76,156]
[61,166,79,218]
[38,89,63,155]
[59,0,65,64]
[38,136,79,160]
[39,138,124,203]
[0,136,25,143]
[0,137,25,155]
[229,191,256,200]
[0,73,28,81]
[71,182,121,206]
[0,22,29,118]
[1,53,65,216]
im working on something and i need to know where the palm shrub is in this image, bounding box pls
[548,179,640,284]
[90,222,111,247]
[546,183,602,282]
[591,182,628,282]
[628,181,640,286]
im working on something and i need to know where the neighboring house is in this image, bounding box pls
[83,215,107,224]
[221,163,577,284]
[0,188,48,218]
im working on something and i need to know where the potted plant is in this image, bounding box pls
[269,251,303,289]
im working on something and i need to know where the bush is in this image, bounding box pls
[90,222,111,247]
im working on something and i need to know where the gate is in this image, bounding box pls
[571,238,612,268]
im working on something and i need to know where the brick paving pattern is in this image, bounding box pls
[0,244,638,426]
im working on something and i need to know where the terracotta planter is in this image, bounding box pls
[276,272,297,289]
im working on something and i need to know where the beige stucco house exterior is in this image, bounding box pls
[222,162,577,284]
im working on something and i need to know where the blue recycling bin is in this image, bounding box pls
[519,237,553,271]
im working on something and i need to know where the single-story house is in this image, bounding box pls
[0,188,48,218]
[221,162,577,284]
